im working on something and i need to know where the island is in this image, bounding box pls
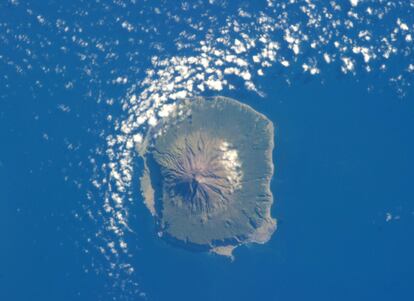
[137,96,276,259]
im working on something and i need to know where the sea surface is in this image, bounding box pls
[1,1,414,301]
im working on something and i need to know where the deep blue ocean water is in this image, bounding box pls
[1,1,414,300]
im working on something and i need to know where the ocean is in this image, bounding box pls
[1,1,414,300]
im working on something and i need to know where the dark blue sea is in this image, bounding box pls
[1,1,414,301]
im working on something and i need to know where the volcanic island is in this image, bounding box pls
[137,96,276,259]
